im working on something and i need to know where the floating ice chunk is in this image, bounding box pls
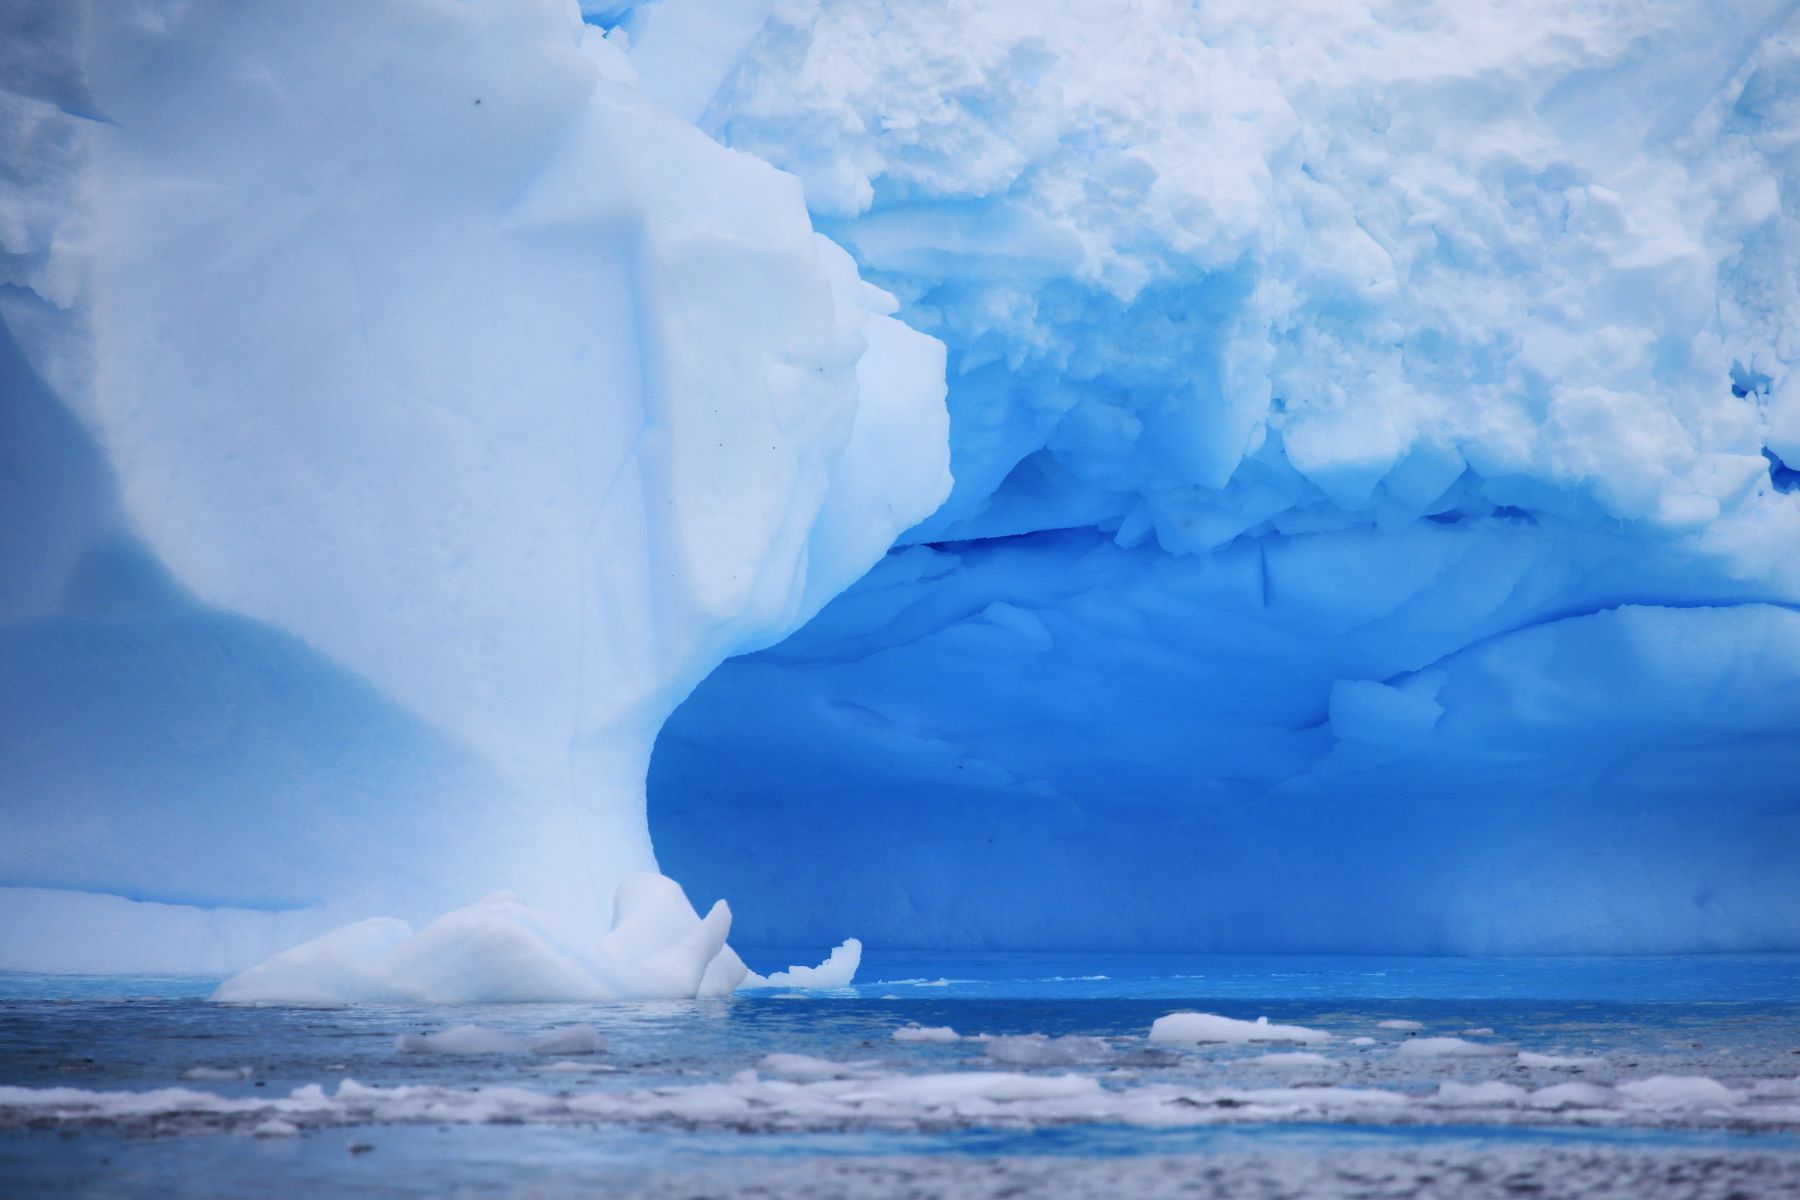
[1529,1082,1615,1109]
[1517,1052,1605,1069]
[212,919,412,1007]
[1435,1081,1528,1106]
[697,945,752,998]
[1247,1052,1334,1069]
[1395,1037,1510,1058]
[591,874,742,999]
[1617,1075,1738,1108]
[182,1066,251,1082]
[740,939,862,990]
[892,1024,960,1043]
[1461,1028,1497,1037]
[983,1035,1114,1067]
[214,874,753,1004]
[1376,1020,1423,1031]
[379,897,621,1004]
[395,1026,528,1056]
[1348,1037,1377,1046]
[252,1119,299,1138]
[530,1026,605,1057]
[1149,1013,1330,1045]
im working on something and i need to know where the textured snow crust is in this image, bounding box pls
[650,0,1800,953]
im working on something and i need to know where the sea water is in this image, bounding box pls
[2,952,1797,1198]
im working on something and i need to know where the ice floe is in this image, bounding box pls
[1149,1013,1331,1046]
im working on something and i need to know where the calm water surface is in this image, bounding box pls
[2,952,1796,1197]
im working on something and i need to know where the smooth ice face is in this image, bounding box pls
[650,0,1800,953]
[0,0,948,972]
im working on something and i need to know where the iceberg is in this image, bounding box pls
[0,0,945,979]
[648,0,1800,955]
[4,0,1799,977]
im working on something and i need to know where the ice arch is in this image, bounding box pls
[0,0,947,974]
[647,0,1800,954]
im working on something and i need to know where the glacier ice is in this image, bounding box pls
[738,938,864,990]
[0,0,944,978]
[212,873,783,1005]
[648,0,1800,955]
[5,0,1800,976]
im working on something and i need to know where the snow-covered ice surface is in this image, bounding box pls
[2,954,1797,1197]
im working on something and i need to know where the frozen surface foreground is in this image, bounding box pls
[1,954,1797,1198]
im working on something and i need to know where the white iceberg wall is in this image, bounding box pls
[0,0,948,972]
[649,0,1800,953]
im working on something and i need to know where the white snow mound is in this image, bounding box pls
[214,873,847,1004]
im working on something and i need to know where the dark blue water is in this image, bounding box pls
[2,953,1797,1198]
[841,948,1800,1002]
